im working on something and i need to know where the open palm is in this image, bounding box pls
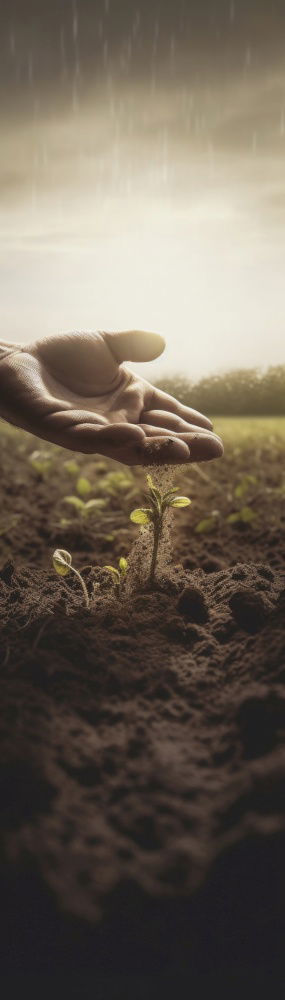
[0,330,223,465]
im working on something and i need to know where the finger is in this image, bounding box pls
[106,430,222,466]
[140,423,223,461]
[135,435,190,465]
[146,386,213,430]
[105,330,165,364]
[0,339,22,358]
[141,409,214,435]
[64,424,188,464]
[42,418,146,455]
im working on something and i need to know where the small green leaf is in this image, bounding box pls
[241,505,256,523]
[84,498,106,510]
[29,449,52,475]
[104,565,120,580]
[226,512,241,524]
[119,557,128,575]
[162,487,179,500]
[195,516,218,534]
[29,449,51,465]
[52,548,72,576]
[146,474,155,490]
[169,496,191,508]
[63,460,80,476]
[234,484,245,499]
[146,475,161,507]
[130,508,153,524]
[234,475,257,499]
[63,495,85,511]
[100,471,134,494]
[76,476,91,498]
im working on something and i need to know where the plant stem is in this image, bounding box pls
[148,514,162,587]
[71,567,90,609]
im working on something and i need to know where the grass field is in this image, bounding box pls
[213,416,285,445]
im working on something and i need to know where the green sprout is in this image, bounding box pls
[52,548,89,609]
[226,475,257,526]
[98,471,135,498]
[61,472,108,522]
[130,474,191,588]
[96,471,138,513]
[226,505,256,526]
[29,449,53,479]
[234,474,257,499]
[103,556,128,597]
[63,459,80,477]
[62,495,107,521]
[195,510,220,534]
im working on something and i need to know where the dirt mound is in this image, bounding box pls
[0,557,284,979]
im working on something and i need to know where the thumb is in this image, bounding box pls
[105,330,165,364]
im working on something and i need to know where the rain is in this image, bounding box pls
[0,0,284,378]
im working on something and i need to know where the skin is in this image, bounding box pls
[0,329,223,465]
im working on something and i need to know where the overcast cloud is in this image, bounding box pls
[0,0,284,379]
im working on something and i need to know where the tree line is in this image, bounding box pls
[155,366,285,416]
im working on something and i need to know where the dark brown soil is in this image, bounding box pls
[0,423,284,990]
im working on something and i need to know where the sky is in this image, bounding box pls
[0,0,285,381]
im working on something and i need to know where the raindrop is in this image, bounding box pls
[229,1,235,24]
[104,0,110,13]
[60,27,66,59]
[170,36,176,74]
[9,30,16,57]
[27,52,34,85]
[103,40,108,67]
[132,10,141,39]
[245,46,252,68]
[280,110,285,137]
[72,1,78,42]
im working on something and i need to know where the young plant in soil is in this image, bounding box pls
[29,449,53,480]
[52,548,90,609]
[103,557,128,598]
[61,473,107,524]
[130,474,191,588]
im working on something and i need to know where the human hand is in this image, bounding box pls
[0,330,223,465]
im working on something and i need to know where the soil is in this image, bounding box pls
[0,426,284,991]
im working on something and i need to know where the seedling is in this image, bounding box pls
[76,476,92,498]
[62,470,108,521]
[29,449,53,479]
[130,474,191,588]
[234,474,257,499]
[62,495,107,520]
[195,510,220,534]
[103,557,128,597]
[63,459,80,477]
[226,476,257,526]
[52,549,90,608]
[226,505,256,526]
[98,470,137,502]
